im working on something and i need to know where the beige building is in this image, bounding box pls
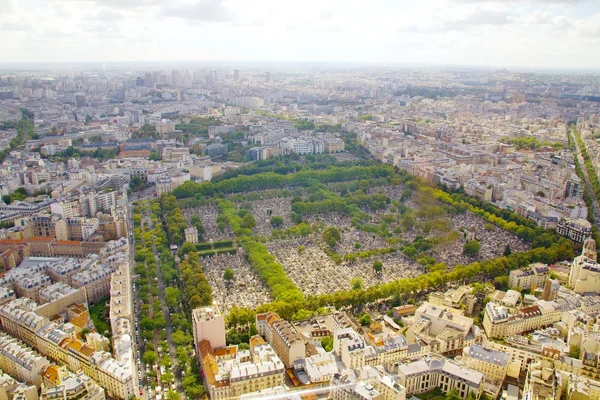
[569,238,600,294]
[0,372,38,400]
[192,306,226,353]
[40,366,105,400]
[395,355,483,399]
[0,299,136,400]
[462,344,509,389]
[483,301,562,338]
[184,227,198,244]
[0,332,50,388]
[509,263,550,290]
[256,312,305,368]
[199,336,285,400]
[406,303,480,355]
[330,366,406,400]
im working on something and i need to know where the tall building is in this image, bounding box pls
[192,306,226,353]
[569,237,600,294]
[265,72,271,82]
[74,93,86,108]
[233,69,240,81]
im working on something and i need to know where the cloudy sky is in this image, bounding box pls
[0,0,599,69]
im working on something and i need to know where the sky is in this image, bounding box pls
[0,0,599,70]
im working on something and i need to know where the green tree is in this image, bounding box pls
[350,277,364,290]
[569,345,581,359]
[321,337,334,352]
[322,226,341,248]
[494,275,509,291]
[463,240,480,257]
[179,241,197,256]
[241,213,256,230]
[503,244,512,256]
[80,327,90,341]
[270,216,284,227]
[373,260,383,273]
[165,287,181,308]
[359,313,372,326]
[149,151,161,161]
[142,351,158,364]
[224,268,234,281]
[166,390,181,400]
[446,388,461,400]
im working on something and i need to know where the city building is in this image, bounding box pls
[395,355,483,399]
[509,263,550,291]
[192,306,226,353]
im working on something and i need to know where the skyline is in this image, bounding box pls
[0,0,599,70]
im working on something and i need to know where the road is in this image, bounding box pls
[572,129,600,228]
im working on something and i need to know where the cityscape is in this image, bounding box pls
[1,1,600,400]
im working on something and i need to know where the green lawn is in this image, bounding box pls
[417,388,446,400]
[89,297,111,336]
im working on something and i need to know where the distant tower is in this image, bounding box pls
[583,237,597,261]
[233,69,240,81]
[265,71,271,82]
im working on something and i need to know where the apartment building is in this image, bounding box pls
[406,303,480,355]
[509,263,550,290]
[333,328,366,369]
[569,238,600,294]
[71,263,115,304]
[483,301,562,338]
[395,356,483,399]
[0,372,38,400]
[462,344,510,387]
[192,307,227,354]
[0,332,50,387]
[40,366,105,400]
[0,299,136,399]
[198,337,285,400]
[330,366,406,400]
[255,313,305,368]
[557,218,592,244]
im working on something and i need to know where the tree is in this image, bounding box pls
[350,277,364,290]
[569,345,581,359]
[401,214,416,230]
[322,226,341,248]
[149,151,161,161]
[503,244,512,256]
[80,327,90,341]
[241,213,256,230]
[359,313,372,326]
[142,351,158,364]
[373,260,383,273]
[224,268,234,281]
[463,240,480,257]
[321,336,334,352]
[494,275,509,291]
[166,390,181,400]
[140,317,155,331]
[165,287,181,308]
[445,388,461,400]
[270,216,284,228]
[179,242,197,256]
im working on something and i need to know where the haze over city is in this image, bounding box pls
[1,0,600,70]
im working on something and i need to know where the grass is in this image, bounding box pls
[417,388,446,400]
[89,297,111,336]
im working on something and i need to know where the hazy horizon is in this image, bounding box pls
[1,0,600,71]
